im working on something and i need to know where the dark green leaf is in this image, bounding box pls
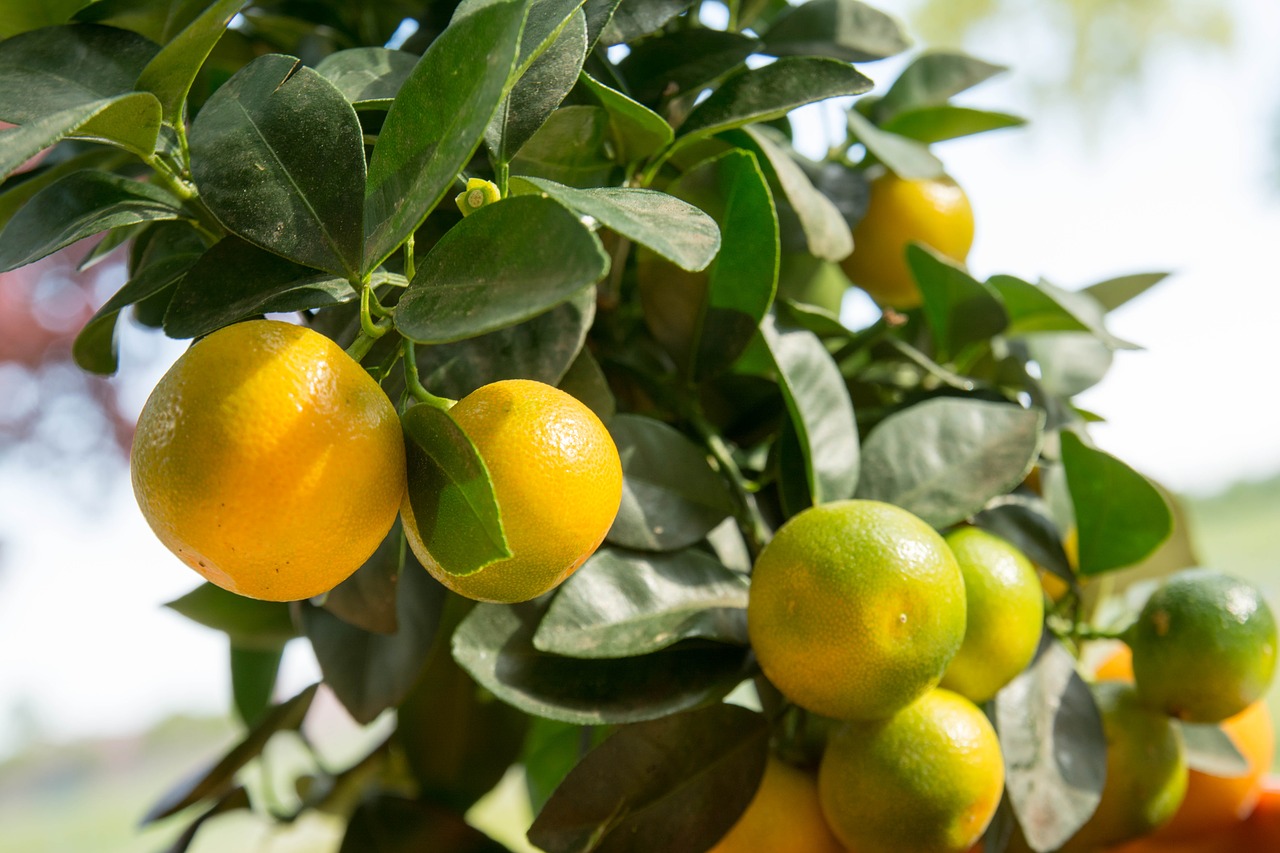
[855,397,1045,528]
[606,414,733,552]
[579,72,673,166]
[845,109,943,180]
[321,520,409,636]
[315,48,419,108]
[527,704,768,853]
[0,148,128,232]
[487,10,587,162]
[533,547,748,658]
[364,0,526,269]
[875,51,1007,123]
[0,1,91,38]
[162,236,367,339]
[417,287,595,401]
[759,312,859,504]
[880,105,1025,144]
[340,795,506,853]
[616,30,760,107]
[1084,271,1170,312]
[1182,722,1249,778]
[143,683,318,822]
[762,0,910,62]
[513,176,718,271]
[159,787,251,853]
[522,718,609,814]
[582,0,623,48]
[300,553,446,725]
[995,638,1105,853]
[189,54,365,277]
[73,0,210,42]
[0,93,160,180]
[558,348,616,423]
[1060,431,1172,576]
[987,274,1141,350]
[677,57,872,144]
[599,0,695,44]
[395,195,607,343]
[510,104,615,187]
[908,243,1007,360]
[0,169,182,271]
[452,598,753,724]
[164,582,299,650]
[973,495,1073,584]
[136,0,246,123]
[230,644,282,727]
[402,403,511,578]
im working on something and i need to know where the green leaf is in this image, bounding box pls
[908,243,1007,360]
[0,147,128,232]
[995,639,1105,853]
[452,598,753,724]
[522,718,610,814]
[513,176,718,271]
[75,221,205,373]
[676,57,872,144]
[136,0,247,124]
[987,274,1142,350]
[875,50,1007,123]
[579,72,673,167]
[0,93,161,179]
[416,287,595,401]
[315,47,418,109]
[189,54,365,277]
[880,104,1025,145]
[510,104,615,187]
[73,0,211,43]
[1060,431,1172,576]
[162,236,368,340]
[855,397,1045,528]
[606,414,734,552]
[0,169,183,272]
[762,0,910,63]
[300,550,446,725]
[1023,333,1114,397]
[229,644,282,728]
[486,9,587,162]
[340,796,506,853]
[599,0,695,44]
[159,787,251,853]
[1084,271,1170,312]
[364,0,526,270]
[533,547,749,658]
[143,683,318,822]
[582,0,623,47]
[1182,721,1249,778]
[321,520,411,636]
[0,1,91,38]
[727,126,851,262]
[616,30,760,107]
[558,348,616,423]
[973,495,1074,585]
[394,195,607,344]
[759,312,859,505]
[402,403,511,578]
[164,582,298,650]
[845,109,944,180]
[527,704,769,853]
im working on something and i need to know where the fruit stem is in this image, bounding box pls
[1047,615,1128,644]
[402,340,455,410]
[688,406,770,560]
[404,233,416,283]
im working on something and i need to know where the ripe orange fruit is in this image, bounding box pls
[1127,569,1278,723]
[940,526,1045,703]
[1108,778,1280,852]
[840,171,975,309]
[818,688,1005,853]
[747,499,966,721]
[401,379,622,603]
[710,756,844,853]
[131,320,406,601]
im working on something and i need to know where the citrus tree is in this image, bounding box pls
[1,0,1275,851]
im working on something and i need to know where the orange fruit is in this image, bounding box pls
[401,379,622,603]
[1108,779,1280,852]
[840,172,975,309]
[940,527,1045,703]
[818,688,1005,853]
[131,320,406,601]
[747,499,966,721]
[710,756,844,853]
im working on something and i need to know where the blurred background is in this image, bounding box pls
[1,0,1277,850]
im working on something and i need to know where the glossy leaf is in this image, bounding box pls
[759,312,859,505]
[1182,722,1249,778]
[987,274,1141,350]
[136,0,246,123]
[677,57,872,144]
[321,521,410,636]
[527,704,769,853]
[875,51,1007,123]
[855,397,1045,528]
[908,243,1007,360]
[510,104,615,187]
[1085,271,1170,312]
[452,598,753,724]
[533,547,749,658]
[339,795,506,853]
[845,108,944,180]
[0,94,161,180]
[395,195,607,344]
[1060,431,1172,576]
[996,639,1106,853]
[230,644,282,727]
[315,47,418,108]
[606,414,734,552]
[881,104,1025,145]
[0,147,127,232]
[523,718,610,814]
[0,170,183,272]
[973,495,1074,584]
[579,72,673,166]
[599,0,694,44]
[514,176,719,271]
[165,582,298,650]
[402,403,511,578]
[582,0,623,47]
[73,0,211,42]
[189,54,365,276]
[363,0,526,269]
[0,1,91,38]
[762,0,910,63]
[616,30,759,107]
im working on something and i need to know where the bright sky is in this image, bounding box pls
[1,0,1279,755]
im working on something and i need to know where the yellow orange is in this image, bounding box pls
[710,756,844,853]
